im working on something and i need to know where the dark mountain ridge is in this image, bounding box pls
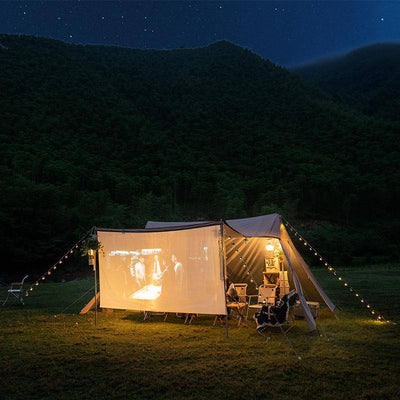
[294,42,400,121]
[0,34,399,275]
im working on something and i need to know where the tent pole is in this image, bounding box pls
[220,222,228,340]
[94,250,98,326]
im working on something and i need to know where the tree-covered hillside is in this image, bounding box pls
[0,35,399,276]
[294,43,400,121]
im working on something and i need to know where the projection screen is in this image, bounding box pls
[97,225,227,315]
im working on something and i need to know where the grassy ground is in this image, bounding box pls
[0,264,399,400]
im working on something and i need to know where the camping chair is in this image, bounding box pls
[161,312,197,324]
[254,290,301,360]
[214,283,248,327]
[247,284,277,318]
[2,275,29,306]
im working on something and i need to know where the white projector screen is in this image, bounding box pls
[97,225,227,315]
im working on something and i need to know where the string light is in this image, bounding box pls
[283,218,389,324]
[24,233,89,296]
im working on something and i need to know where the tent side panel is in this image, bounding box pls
[280,240,317,332]
[97,226,226,315]
[280,225,336,312]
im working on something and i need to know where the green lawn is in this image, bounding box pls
[1,264,399,400]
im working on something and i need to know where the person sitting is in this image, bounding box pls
[226,283,239,303]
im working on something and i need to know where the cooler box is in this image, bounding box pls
[294,300,319,319]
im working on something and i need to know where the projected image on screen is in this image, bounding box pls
[97,226,226,315]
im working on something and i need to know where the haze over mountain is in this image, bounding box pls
[294,43,400,121]
[0,35,399,275]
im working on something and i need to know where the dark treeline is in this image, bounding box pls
[294,43,400,121]
[0,35,399,278]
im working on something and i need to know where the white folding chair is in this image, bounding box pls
[2,275,29,306]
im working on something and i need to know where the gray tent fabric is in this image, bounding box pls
[147,214,282,238]
[145,221,211,229]
[280,241,317,332]
[225,214,282,238]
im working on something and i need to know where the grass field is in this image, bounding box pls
[1,264,399,400]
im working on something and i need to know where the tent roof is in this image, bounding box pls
[226,214,281,238]
[145,213,282,238]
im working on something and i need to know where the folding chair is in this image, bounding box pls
[247,284,277,319]
[254,291,301,360]
[2,275,29,306]
[214,283,248,327]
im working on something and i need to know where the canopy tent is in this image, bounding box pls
[145,214,336,332]
[90,214,335,332]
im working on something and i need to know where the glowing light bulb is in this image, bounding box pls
[48,271,51,275]
[299,238,302,241]
[371,311,375,315]
[361,299,364,303]
[325,263,328,266]
[344,283,348,286]
[54,266,57,270]
[30,288,33,291]
[320,258,322,261]
[35,283,38,286]
[59,261,62,264]
[41,277,45,280]
[304,242,307,246]
[338,277,342,281]
[367,305,370,308]
[314,252,317,256]
[356,293,359,297]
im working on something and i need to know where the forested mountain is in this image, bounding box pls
[0,34,399,277]
[294,43,400,121]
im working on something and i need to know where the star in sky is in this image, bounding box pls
[0,1,398,66]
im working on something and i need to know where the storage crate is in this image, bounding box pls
[294,300,319,319]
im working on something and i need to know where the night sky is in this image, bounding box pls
[1,1,399,66]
